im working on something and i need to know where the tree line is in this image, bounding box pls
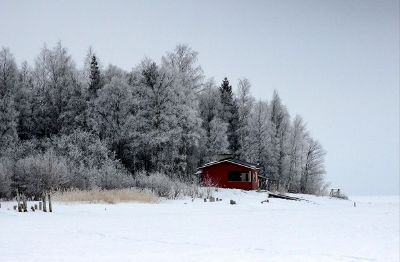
[0,43,328,199]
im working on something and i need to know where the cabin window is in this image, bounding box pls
[228,171,251,182]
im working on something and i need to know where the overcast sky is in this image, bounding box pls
[0,0,398,195]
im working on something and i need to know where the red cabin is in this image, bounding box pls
[198,158,260,190]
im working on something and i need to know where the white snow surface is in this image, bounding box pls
[1,189,399,262]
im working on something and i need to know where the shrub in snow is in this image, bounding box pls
[6,131,135,198]
[96,164,134,190]
[13,150,69,199]
[0,157,13,199]
[53,130,133,190]
[134,172,206,199]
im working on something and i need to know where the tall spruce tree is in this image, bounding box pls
[219,77,240,156]
[219,77,232,123]
[88,55,101,99]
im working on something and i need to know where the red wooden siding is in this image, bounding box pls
[201,161,259,190]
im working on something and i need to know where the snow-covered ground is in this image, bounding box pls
[1,189,398,262]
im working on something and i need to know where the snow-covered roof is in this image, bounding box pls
[199,158,260,170]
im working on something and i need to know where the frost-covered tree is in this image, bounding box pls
[162,44,203,177]
[15,61,35,140]
[236,78,254,160]
[129,60,182,175]
[61,78,88,134]
[247,100,270,175]
[81,47,94,86]
[198,79,222,134]
[286,115,308,192]
[92,76,134,151]
[300,138,326,194]
[0,48,18,153]
[53,130,132,190]
[268,91,290,190]
[31,42,79,137]
[198,79,227,162]
[162,44,204,91]
[0,43,328,196]
[0,157,13,198]
[103,64,127,85]
[205,117,229,162]
[13,150,69,198]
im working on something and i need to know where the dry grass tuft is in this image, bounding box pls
[53,188,158,204]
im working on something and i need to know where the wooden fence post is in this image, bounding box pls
[42,194,47,212]
[48,193,52,212]
[23,196,28,212]
[16,189,22,212]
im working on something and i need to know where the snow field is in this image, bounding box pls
[0,189,398,262]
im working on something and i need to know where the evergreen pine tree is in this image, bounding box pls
[88,55,101,99]
[219,77,233,123]
[219,77,240,156]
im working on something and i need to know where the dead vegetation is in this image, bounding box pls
[52,188,159,204]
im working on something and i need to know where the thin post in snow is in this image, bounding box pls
[42,194,47,212]
[48,193,52,212]
[16,189,21,212]
[23,196,28,212]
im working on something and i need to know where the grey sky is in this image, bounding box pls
[1,0,398,195]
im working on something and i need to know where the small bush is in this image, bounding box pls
[134,172,207,199]
[0,157,13,199]
[54,131,132,190]
[13,150,69,198]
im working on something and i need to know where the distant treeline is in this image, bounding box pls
[0,43,328,199]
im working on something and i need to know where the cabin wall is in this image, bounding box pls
[202,162,259,190]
